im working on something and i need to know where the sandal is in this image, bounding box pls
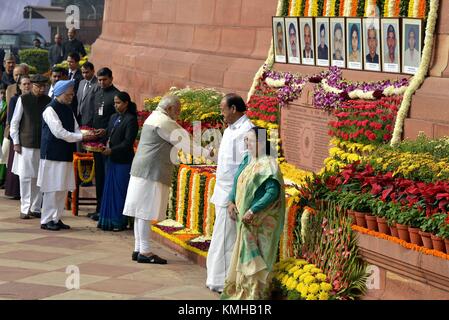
[137,253,167,264]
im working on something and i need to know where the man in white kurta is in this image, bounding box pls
[10,74,51,219]
[206,93,254,293]
[38,80,96,231]
[123,95,210,264]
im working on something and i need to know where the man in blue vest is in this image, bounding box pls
[38,80,98,231]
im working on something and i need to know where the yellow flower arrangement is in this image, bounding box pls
[273,258,334,300]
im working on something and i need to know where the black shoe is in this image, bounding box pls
[20,213,31,220]
[132,251,139,261]
[137,253,167,264]
[91,213,99,221]
[41,221,60,231]
[29,211,41,218]
[56,220,71,230]
[87,212,98,218]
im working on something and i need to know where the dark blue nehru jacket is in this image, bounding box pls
[40,99,76,162]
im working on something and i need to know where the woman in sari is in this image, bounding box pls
[97,91,138,231]
[221,127,285,300]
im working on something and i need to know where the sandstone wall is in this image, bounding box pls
[91,0,449,140]
[90,0,277,106]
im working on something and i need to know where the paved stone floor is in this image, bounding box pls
[0,189,218,300]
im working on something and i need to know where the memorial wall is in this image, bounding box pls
[91,0,449,143]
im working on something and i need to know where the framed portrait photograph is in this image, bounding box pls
[299,17,315,65]
[363,18,381,72]
[381,18,401,73]
[285,17,301,64]
[273,17,287,63]
[346,18,363,70]
[330,18,346,68]
[402,18,422,75]
[315,17,330,67]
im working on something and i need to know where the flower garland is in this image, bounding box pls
[304,0,310,15]
[288,0,296,15]
[314,66,408,111]
[176,167,189,225]
[280,198,301,259]
[197,175,207,234]
[391,0,439,146]
[292,0,304,15]
[187,172,202,233]
[352,225,449,261]
[330,0,338,15]
[350,0,358,16]
[339,0,346,16]
[76,158,95,184]
[203,176,216,237]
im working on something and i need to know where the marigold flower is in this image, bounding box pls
[320,282,333,292]
[308,283,320,294]
[319,291,330,300]
[306,294,317,300]
[303,275,316,285]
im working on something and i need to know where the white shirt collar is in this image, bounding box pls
[229,114,248,130]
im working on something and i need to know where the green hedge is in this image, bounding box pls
[19,49,50,74]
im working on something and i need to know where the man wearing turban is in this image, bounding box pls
[10,74,51,220]
[38,80,97,231]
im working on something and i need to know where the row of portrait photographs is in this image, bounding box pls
[273,16,423,75]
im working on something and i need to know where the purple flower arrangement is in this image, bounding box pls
[260,65,409,112]
[154,225,184,233]
[188,239,211,252]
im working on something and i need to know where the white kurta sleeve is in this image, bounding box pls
[10,97,24,145]
[157,124,193,154]
[42,107,83,143]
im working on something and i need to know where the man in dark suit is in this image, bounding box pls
[62,28,87,60]
[66,52,83,115]
[76,62,98,127]
[48,34,64,67]
[89,68,120,221]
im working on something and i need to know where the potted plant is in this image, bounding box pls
[334,192,357,219]
[419,216,436,249]
[370,199,390,235]
[384,202,401,238]
[436,217,449,253]
[406,207,426,246]
[348,193,373,229]
[429,213,448,253]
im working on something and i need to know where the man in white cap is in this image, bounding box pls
[10,74,51,219]
[38,79,97,231]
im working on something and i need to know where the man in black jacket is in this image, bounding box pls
[89,67,119,220]
[48,34,64,67]
[67,52,83,115]
[62,28,87,60]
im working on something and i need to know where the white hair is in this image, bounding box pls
[158,95,180,110]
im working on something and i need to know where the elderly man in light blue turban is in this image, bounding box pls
[37,79,98,231]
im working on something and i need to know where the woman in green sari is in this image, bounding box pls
[221,127,285,300]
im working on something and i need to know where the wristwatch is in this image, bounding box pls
[247,209,254,215]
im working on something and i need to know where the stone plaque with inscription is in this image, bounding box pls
[280,83,333,172]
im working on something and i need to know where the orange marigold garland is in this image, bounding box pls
[352,225,449,261]
[351,0,358,16]
[394,0,401,16]
[323,0,328,15]
[418,0,426,18]
[304,0,310,16]
[339,0,346,16]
